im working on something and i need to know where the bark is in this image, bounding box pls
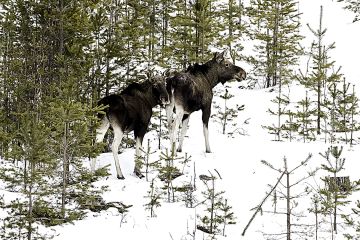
[285,159,290,240]
[316,6,323,135]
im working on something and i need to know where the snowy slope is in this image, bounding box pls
[49,2,360,239]
[2,1,360,240]
[50,81,360,240]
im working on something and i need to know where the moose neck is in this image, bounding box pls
[202,61,226,89]
[143,83,159,108]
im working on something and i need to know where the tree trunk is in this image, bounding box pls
[315,201,318,240]
[272,1,280,87]
[27,162,35,240]
[62,121,69,219]
[316,6,323,135]
[210,178,215,234]
[285,159,291,240]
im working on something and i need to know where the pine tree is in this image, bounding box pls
[213,88,239,135]
[219,199,236,236]
[0,2,108,238]
[159,147,182,202]
[247,0,303,88]
[343,198,360,239]
[45,85,104,221]
[299,6,342,136]
[217,0,246,63]
[144,178,162,217]
[88,0,128,99]
[265,87,290,141]
[196,171,235,237]
[169,0,222,68]
[0,1,18,157]
[319,146,352,234]
[137,139,161,181]
[308,194,322,240]
[281,109,297,142]
[295,91,317,142]
[197,173,225,235]
[337,0,360,22]
[265,155,316,240]
[0,114,58,240]
[149,105,169,150]
[0,1,63,238]
[349,85,359,146]
[332,78,359,144]
[250,0,303,140]
[327,82,340,143]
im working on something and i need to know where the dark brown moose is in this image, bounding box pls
[166,51,246,153]
[92,76,169,179]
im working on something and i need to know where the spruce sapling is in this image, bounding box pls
[159,147,182,202]
[319,146,353,234]
[343,196,360,239]
[144,178,162,218]
[220,88,234,134]
[296,90,317,142]
[219,199,236,236]
[264,90,290,141]
[197,170,235,236]
[308,194,323,240]
[178,177,196,208]
[139,139,161,181]
[333,78,359,144]
[180,153,192,175]
[349,85,359,146]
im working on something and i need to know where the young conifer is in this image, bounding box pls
[159,148,182,202]
[299,6,342,136]
[247,0,303,88]
[197,171,235,237]
[144,178,162,218]
[319,146,354,234]
[296,91,317,142]
[332,78,359,144]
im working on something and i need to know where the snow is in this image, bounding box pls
[2,1,360,240]
[48,79,360,240]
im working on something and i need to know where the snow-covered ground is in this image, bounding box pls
[2,1,360,240]
[49,80,360,240]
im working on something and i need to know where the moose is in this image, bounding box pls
[166,51,246,153]
[92,75,169,179]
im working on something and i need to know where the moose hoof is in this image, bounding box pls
[117,175,125,180]
[134,170,145,179]
[205,150,211,153]
[176,148,182,153]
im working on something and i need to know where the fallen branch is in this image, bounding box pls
[241,170,286,236]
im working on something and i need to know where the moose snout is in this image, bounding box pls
[161,96,170,106]
[236,69,246,81]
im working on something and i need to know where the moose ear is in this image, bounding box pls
[214,50,226,63]
[163,69,178,79]
[146,70,153,79]
[150,75,163,84]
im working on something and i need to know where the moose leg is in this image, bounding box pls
[170,105,184,153]
[177,114,190,152]
[134,126,146,178]
[111,123,125,179]
[91,117,110,172]
[165,100,175,130]
[202,106,211,153]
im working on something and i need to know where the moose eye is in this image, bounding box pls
[225,63,229,67]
